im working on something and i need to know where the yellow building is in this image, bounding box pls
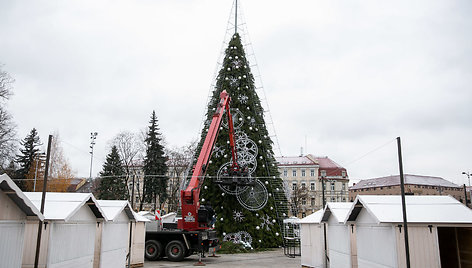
[276,154,349,218]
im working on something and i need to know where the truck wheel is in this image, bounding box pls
[165,240,186,262]
[145,240,163,261]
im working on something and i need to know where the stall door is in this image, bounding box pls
[0,221,25,268]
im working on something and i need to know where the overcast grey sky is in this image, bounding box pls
[1,0,471,185]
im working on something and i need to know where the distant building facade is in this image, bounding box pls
[349,174,468,205]
[276,154,349,218]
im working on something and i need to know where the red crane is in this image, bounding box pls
[178,90,241,231]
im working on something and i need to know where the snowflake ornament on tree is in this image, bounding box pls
[233,210,245,222]
[260,214,274,231]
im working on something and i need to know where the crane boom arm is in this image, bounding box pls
[178,90,238,231]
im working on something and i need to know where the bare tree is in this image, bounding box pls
[0,65,14,100]
[165,140,197,212]
[111,131,145,197]
[290,185,309,217]
[0,65,16,171]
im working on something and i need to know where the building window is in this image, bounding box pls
[331,182,335,191]
[342,170,346,177]
[311,169,315,177]
[331,197,335,202]
[310,182,315,191]
[301,182,306,189]
[302,198,307,205]
[321,170,326,178]
[292,169,297,177]
[342,197,346,202]
[302,212,306,218]
[342,183,346,191]
[311,198,315,206]
[283,169,287,177]
[292,182,297,191]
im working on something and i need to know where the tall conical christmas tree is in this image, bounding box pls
[198,32,288,248]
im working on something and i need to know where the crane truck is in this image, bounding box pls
[144,90,252,262]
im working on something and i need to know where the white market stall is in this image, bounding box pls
[321,202,354,268]
[0,174,44,268]
[345,195,472,268]
[299,209,325,268]
[22,192,105,268]
[129,211,149,267]
[95,200,136,268]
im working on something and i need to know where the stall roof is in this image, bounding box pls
[133,211,150,222]
[97,200,136,221]
[0,174,44,220]
[300,209,324,224]
[322,202,353,223]
[24,192,105,221]
[345,195,472,224]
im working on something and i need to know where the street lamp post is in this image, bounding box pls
[89,132,98,181]
[462,172,471,186]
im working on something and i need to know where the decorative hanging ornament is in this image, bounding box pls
[256,226,260,230]
[229,56,233,60]
[227,67,231,71]
[235,56,239,59]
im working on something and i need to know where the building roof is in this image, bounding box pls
[275,155,318,166]
[350,174,460,190]
[345,195,472,224]
[308,155,344,170]
[322,202,353,223]
[24,192,105,221]
[299,209,323,224]
[0,174,44,220]
[97,200,136,221]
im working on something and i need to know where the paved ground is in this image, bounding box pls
[143,248,300,268]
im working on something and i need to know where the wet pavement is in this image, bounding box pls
[143,248,300,268]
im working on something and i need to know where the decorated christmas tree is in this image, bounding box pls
[198,31,288,248]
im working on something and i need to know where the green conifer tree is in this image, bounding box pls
[142,111,168,211]
[199,33,288,248]
[98,145,128,200]
[15,128,42,190]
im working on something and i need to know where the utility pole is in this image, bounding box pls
[34,135,52,268]
[397,137,411,268]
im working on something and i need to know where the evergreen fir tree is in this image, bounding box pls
[98,145,127,200]
[142,111,168,211]
[199,33,288,248]
[15,128,42,190]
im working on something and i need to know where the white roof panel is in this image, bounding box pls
[0,174,44,220]
[325,202,353,223]
[24,192,105,221]
[97,200,135,221]
[348,195,472,224]
[133,211,150,222]
[300,209,323,224]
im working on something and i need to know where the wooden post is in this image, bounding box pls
[34,135,52,268]
[397,137,411,268]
